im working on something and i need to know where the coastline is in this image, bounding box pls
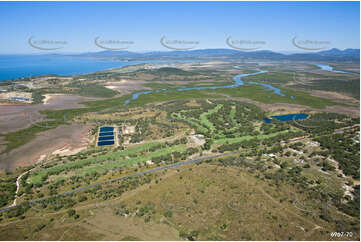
[0,56,201,82]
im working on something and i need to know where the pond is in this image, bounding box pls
[98,136,114,141]
[264,113,308,123]
[97,140,115,146]
[99,131,114,137]
[99,126,114,132]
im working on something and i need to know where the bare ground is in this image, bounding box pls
[0,94,98,134]
[309,90,359,105]
[0,122,93,171]
[104,79,151,94]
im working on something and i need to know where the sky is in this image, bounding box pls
[0,1,359,54]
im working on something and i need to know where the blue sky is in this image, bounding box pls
[0,1,359,54]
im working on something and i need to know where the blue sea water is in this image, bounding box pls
[0,55,198,81]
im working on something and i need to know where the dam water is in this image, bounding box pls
[264,113,308,123]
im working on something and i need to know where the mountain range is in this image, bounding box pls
[70,48,360,62]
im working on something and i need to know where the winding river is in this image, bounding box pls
[125,62,357,104]
[125,68,290,104]
[315,64,353,74]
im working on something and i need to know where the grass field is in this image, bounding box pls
[29,141,166,184]
[3,161,357,240]
[243,72,294,84]
[69,83,119,98]
[76,144,187,175]
[213,129,301,145]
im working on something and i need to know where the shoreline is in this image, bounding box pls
[0,58,202,82]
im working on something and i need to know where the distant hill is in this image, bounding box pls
[52,48,361,62]
[317,48,360,57]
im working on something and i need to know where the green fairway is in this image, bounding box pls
[213,129,302,145]
[29,141,165,185]
[77,144,187,175]
[199,104,223,132]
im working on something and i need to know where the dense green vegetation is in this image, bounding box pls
[144,67,196,76]
[292,78,360,99]
[339,185,360,217]
[143,81,234,89]
[294,113,360,178]
[243,72,294,84]
[316,133,360,179]
[0,175,17,207]
[1,120,63,153]
[31,89,46,104]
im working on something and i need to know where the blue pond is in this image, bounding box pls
[264,113,308,123]
[98,140,115,146]
[98,126,115,146]
[99,131,114,137]
[98,136,114,141]
[100,126,114,132]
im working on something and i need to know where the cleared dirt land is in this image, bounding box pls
[0,94,97,171]
[0,123,92,171]
[0,94,97,134]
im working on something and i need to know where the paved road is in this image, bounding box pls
[0,151,238,213]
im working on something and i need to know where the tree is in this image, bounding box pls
[67,209,76,217]
[280,162,288,169]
